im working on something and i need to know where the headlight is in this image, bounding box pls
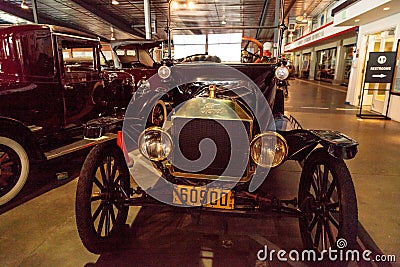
[250,132,288,168]
[275,66,289,80]
[158,65,171,79]
[138,127,172,161]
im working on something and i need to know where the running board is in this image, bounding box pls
[44,133,117,160]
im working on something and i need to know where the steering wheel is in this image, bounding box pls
[241,36,263,63]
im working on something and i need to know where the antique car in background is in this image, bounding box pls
[75,52,359,259]
[110,39,161,84]
[0,24,135,205]
[108,39,170,127]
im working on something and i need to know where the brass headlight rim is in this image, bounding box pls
[250,131,288,168]
[138,126,173,162]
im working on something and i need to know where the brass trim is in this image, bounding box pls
[138,126,173,162]
[209,84,216,98]
[170,170,253,183]
[250,131,288,168]
[169,97,255,182]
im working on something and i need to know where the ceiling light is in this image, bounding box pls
[221,16,227,25]
[383,7,390,11]
[354,19,360,22]
[301,13,308,23]
[21,0,29,9]
[187,1,195,9]
[111,0,119,5]
[171,1,179,10]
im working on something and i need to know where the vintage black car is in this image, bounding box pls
[75,55,359,259]
[0,24,135,205]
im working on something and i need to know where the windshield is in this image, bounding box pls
[100,43,122,69]
[116,46,155,68]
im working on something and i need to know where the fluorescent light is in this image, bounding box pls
[187,1,195,9]
[111,0,119,5]
[171,1,179,9]
[354,19,360,22]
[383,7,390,11]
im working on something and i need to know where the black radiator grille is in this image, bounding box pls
[172,118,251,177]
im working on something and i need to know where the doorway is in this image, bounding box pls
[363,29,395,113]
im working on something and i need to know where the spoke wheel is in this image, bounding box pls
[299,148,358,254]
[148,100,167,128]
[0,136,29,206]
[76,142,130,254]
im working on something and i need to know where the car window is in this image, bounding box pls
[61,40,96,72]
[0,34,22,77]
[17,30,54,77]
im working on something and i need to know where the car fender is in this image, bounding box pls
[0,117,45,162]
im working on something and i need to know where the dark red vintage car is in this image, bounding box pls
[0,24,135,205]
[110,39,161,85]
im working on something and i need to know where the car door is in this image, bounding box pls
[56,36,103,128]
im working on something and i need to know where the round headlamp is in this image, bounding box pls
[275,66,289,80]
[138,127,172,161]
[250,132,288,168]
[158,65,171,79]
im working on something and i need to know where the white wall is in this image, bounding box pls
[346,13,400,121]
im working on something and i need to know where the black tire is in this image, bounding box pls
[76,142,130,254]
[298,148,358,253]
[0,136,30,206]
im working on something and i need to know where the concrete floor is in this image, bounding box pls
[0,79,399,266]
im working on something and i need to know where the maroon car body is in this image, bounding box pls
[0,24,134,205]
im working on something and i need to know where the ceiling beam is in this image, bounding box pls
[0,2,79,30]
[283,0,297,20]
[69,0,145,38]
[255,0,270,40]
[1,2,110,40]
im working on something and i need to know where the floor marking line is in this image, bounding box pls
[296,79,347,93]
[300,107,329,110]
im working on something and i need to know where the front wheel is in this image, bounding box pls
[0,136,30,206]
[76,142,131,254]
[298,148,358,253]
[148,100,167,128]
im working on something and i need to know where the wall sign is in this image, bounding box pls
[365,52,396,83]
[284,22,356,52]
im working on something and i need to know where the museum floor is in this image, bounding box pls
[0,79,399,267]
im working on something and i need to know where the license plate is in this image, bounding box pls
[173,185,234,209]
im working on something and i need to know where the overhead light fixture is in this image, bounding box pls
[221,16,227,25]
[110,26,116,40]
[354,19,360,22]
[187,1,195,9]
[21,0,29,9]
[171,0,195,10]
[383,6,390,11]
[301,13,308,23]
[111,0,119,5]
[171,1,179,10]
